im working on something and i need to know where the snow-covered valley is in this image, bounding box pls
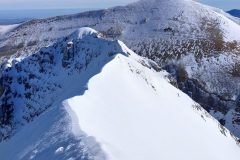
[0,28,240,160]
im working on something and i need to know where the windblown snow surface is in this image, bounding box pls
[0,28,239,160]
[65,53,240,160]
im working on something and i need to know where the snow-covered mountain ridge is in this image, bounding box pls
[0,27,240,160]
[1,0,240,137]
[0,27,130,140]
[1,0,240,139]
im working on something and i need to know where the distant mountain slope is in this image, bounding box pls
[228,9,240,18]
[0,27,240,160]
[1,0,240,138]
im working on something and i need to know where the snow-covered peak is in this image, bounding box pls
[1,0,240,51]
[69,27,99,40]
[0,2,240,158]
[2,0,240,52]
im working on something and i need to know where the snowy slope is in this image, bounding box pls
[2,0,240,44]
[0,27,127,140]
[1,0,236,139]
[65,53,240,160]
[0,28,240,160]
[1,0,240,108]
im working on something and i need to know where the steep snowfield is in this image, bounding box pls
[0,28,240,160]
[65,53,240,160]
[0,24,19,35]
